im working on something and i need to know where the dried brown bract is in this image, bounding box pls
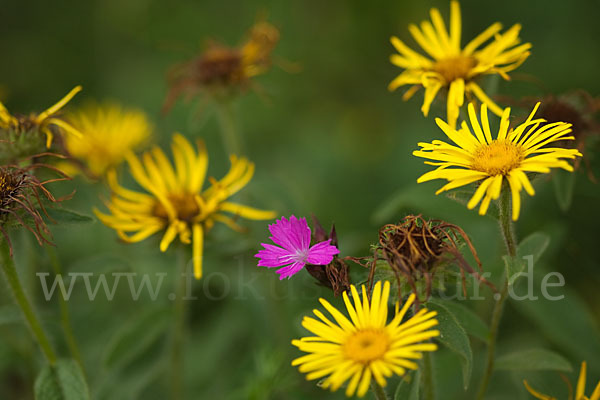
[370,215,495,305]
[162,21,279,113]
[0,155,71,255]
[514,90,600,180]
[305,215,351,297]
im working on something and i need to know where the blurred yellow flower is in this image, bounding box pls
[523,361,600,400]
[64,103,152,178]
[292,281,439,397]
[94,133,276,279]
[413,102,581,220]
[388,1,530,127]
[0,86,82,148]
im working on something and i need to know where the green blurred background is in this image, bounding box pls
[0,0,599,399]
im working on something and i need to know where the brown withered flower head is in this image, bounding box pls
[162,21,279,113]
[370,215,495,305]
[0,156,71,255]
[518,90,600,180]
[304,215,351,297]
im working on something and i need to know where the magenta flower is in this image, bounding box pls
[255,215,340,280]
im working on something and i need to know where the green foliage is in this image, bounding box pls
[495,348,572,372]
[512,282,600,364]
[552,169,576,211]
[394,369,420,400]
[425,301,473,389]
[103,306,170,369]
[428,298,489,342]
[34,359,90,400]
[504,232,550,277]
[0,304,23,326]
[45,208,95,225]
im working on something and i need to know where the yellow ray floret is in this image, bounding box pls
[291,281,440,397]
[63,103,152,177]
[0,86,83,148]
[94,133,276,279]
[413,102,581,220]
[523,361,600,400]
[389,1,531,127]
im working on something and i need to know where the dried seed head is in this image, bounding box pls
[371,215,494,305]
[0,158,71,255]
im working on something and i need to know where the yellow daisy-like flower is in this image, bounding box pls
[413,102,582,220]
[388,1,531,127]
[523,361,600,400]
[291,281,439,398]
[0,86,83,148]
[64,103,152,177]
[94,133,276,279]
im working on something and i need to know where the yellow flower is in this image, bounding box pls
[291,281,439,397]
[94,133,276,279]
[388,1,531,127]
[64,103,152,177]
[524,361,600,400]
[413,102,582,220]
[0,86,83,148]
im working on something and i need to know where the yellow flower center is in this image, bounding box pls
[471,141,523,176]
[153,193,200,222]
[433,56,477,83]
[343,329,390,364]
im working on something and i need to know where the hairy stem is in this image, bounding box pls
[0,238,57,364]
[476,188,515,400]
[170,246,189,400]
[214,99,242,156]
[47,246,84,371]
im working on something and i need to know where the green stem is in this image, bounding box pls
[476,188,516,400]
[423,352,434,400]
[370,381,389,400]
[0,238,57,364]
[214,99,242,156]
[47,246,84,371]
[170,246,188,400]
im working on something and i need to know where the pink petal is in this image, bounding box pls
[255,243,296,268]
[268,215,310,253]
[276,261,305,280]
[306,240,340,265]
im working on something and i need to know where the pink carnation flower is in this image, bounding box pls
[255,215,340,280]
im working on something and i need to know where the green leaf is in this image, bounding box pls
[517,233,551,265]
[394,368,420,400]
[511,281,600,365]
[103,306,170,369]
[34,359,90,400]
[46,208,95,225]
[504,232,550,276]
[426,302,473,389]
[428,298,489,342]
[553,169,576,211]
[496,348,572,372]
